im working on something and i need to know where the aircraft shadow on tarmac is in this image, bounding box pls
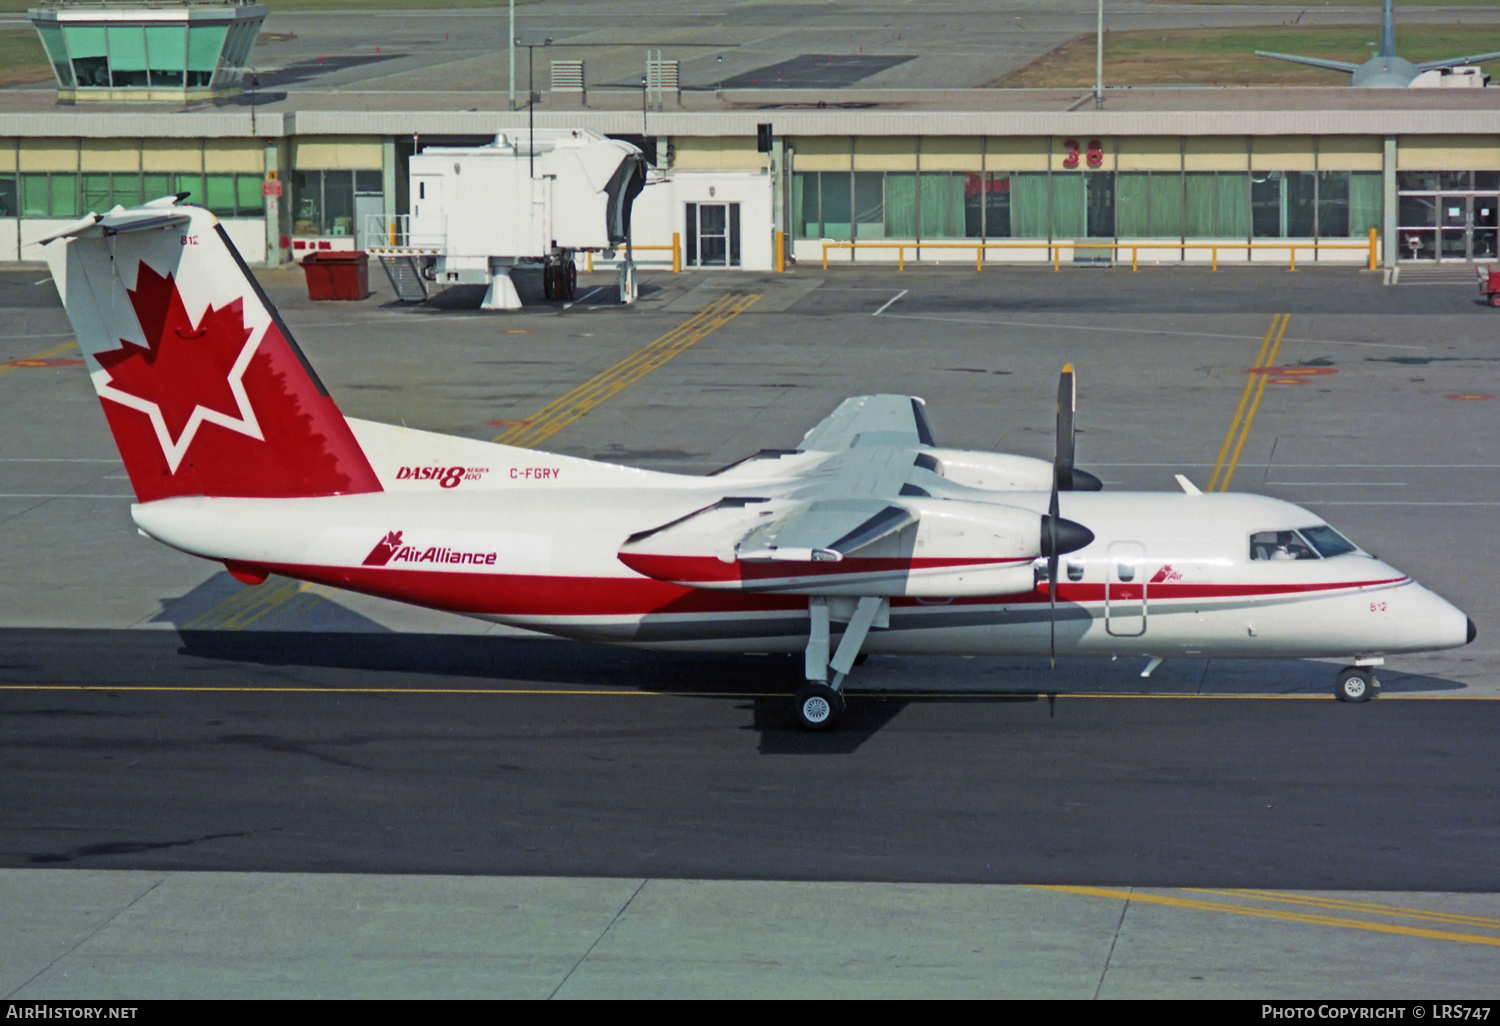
[165,624,1467,755]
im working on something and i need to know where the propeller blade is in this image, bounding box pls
[1056,364,1076,492]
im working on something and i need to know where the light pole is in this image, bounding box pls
[1094,0,1104,109]
[507,0,515,111]
[716,53,723,95]
[525,37,552,179]
[641,74,648,134]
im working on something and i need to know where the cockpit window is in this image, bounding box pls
[1250,530,1319,562]
[1299,525,1358,558]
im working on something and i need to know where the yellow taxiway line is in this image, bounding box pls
[0,339,79,379]
[1038,885,1500,950]
[1207,312,1289,492]
[493,291,761,449]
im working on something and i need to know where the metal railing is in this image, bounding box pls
[362,213,444,254]
[820,229,1380,272]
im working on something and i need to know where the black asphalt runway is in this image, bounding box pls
[2,629,1496,889]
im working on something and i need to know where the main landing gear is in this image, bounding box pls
[795,596,887,730]
[1335,665,1379,703]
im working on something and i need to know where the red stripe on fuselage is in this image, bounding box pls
[254,562,1409,620]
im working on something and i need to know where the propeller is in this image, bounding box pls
[1042,364,1096,667]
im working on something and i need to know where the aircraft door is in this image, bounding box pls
[411,175,443,245]
[1105,541,1147,637]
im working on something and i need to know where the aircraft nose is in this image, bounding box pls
[1469,617,1478,645]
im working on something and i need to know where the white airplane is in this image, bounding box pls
[43,199,1475,729]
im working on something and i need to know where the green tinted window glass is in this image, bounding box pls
[852,172,883,239]
[1350,173,1382,238]
[1116,173,1150,237]
[1051,174,1084,238]
[50,174,77,218]
[20,175,48,218]
[174,174,203,206]
[66,24,108,87]
[1011,173,1049,238]
[919,172,965,238]
[0,176,16,218]
[883,172,916,238]
[82,173,112,214]
[142,174,172,203]
[205,174,235,215]
[820,171,851,241]
[1148,173,1182,237]
[983,173,1011,238]
[37,24,68,63]
[145,25,186,87]
[187,25,227,71]
[236,174,264,215]
[37,25,74,87]
[1218,173,1249,238]
[112,174,142,208]
[106,26,146,70]
[64,25,107,58]
[792,173,814,238]
[1184,174,1215,236]
[292,169,321,235]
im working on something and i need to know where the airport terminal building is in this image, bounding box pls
[7,3,1500,272]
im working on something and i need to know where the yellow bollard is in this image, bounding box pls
[1211,247,1218,272]
[1053,245,1060,272]
[1131,246,1138,272]
[1369,227,1379,271]
[672,232,681,273]
[774,229,785,272]
[1289,246,1297,272]
[899,246,905,271]
[823,244,829,270]
[976,245,982,272]
[586,251,593,273]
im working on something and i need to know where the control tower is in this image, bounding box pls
[29,0,266,103]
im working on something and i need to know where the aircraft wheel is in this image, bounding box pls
[794,682,844,731]
[1335,666,1376,703]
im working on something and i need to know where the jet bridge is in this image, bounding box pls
[366,130,645,309]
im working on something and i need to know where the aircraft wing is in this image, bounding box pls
[1415,52,1500,73]
[1254,51,1361,74]
[796,394,935,452]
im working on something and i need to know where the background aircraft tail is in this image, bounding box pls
[43,199,381,503]
[1380,0,1396,59]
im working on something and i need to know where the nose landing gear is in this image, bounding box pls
[1335,665,1378,702]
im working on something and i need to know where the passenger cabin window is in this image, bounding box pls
[1115,562,1136,582]
[1250,530,1319,562]
[1067,559,1085,582]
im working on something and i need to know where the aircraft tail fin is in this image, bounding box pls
[1380,0,1397,59]
[42,198,382,503]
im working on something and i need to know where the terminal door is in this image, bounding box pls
[685,202,741,267]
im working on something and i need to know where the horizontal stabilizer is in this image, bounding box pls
[1254,51,1360,74]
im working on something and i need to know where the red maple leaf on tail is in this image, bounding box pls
[95,264,254,443]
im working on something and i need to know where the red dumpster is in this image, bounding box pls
[301,251,371,301]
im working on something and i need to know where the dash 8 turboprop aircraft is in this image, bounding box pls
[44,199,1475,729]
